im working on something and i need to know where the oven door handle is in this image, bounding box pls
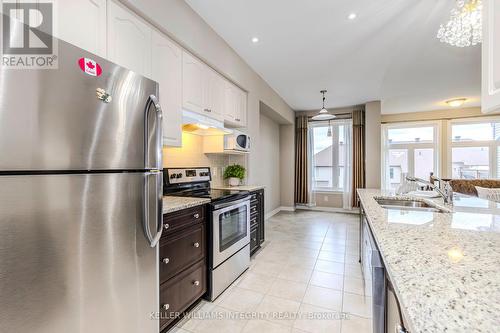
[212,196,251,210]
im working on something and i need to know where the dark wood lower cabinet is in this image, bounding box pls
[160,223,205,284]
[159,259,206,330]
[250,189,265,255]
[160,205,207,332]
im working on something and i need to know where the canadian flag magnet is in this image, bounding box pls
[78,57,102,77]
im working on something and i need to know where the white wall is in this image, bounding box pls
[365,101,382,188]
[120,0,295,190]
[257,114,281,213]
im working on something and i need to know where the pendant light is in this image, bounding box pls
[311,90,336,121]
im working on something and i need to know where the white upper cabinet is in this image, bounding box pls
[182,51,224,121]
[182,51,206,114]
[151,30,183,147]
[482,0,500,113]
[224,81,238,123]
[53,0,107,58]
[207,70,226,121]
[107,0,152,78]
[237,88,248,127]
[223,81,247,128]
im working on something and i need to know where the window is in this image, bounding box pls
[382,122,440,190]
[449,119,500,179]
[310,121,350,191]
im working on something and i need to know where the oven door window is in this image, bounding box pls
[219,205,248,252]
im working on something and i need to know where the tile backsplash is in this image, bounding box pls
[163,132,247,186]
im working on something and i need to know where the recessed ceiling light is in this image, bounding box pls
[251,37,259,43]
[446,98,467,107]
[348,13,357,20]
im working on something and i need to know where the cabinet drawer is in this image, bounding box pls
[250,216,258,229]
[159,260,206,330]
[160,224,205,283]
[250,226,258,253]
[163,205,205,235]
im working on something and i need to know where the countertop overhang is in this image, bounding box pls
[211,185,265,192]
[357,189,500,333]
[162,196,211,214]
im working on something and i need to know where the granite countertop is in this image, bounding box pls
[357,189,500,333]
[211,185,265,192]
[162,196,211,214]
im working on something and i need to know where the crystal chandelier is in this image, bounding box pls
[437,0,482,47]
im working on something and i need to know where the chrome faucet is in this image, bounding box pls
[405,176,453,204]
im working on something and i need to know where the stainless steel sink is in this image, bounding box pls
[374,197,449,213]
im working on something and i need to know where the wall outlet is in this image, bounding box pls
[324,196,328,202]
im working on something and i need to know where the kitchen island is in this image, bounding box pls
[357,189,500,333]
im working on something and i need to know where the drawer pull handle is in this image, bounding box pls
[193,280,200,286]
[193,242,200,248]
[252,238,257,241]
[162,258,170,264]
[163,224,170,230]
[193,213,200,219]
[162,304,170,310]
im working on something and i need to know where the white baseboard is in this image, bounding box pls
[295,206,359,214]
[265,206,296,220]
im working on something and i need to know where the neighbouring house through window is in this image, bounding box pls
[382,121,440,190]
[449,118,500,179]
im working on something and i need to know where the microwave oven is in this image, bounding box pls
[224,132,250,152]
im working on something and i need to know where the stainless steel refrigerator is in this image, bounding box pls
[0,36,164,331]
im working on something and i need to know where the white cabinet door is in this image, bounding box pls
[237,88,247,127]
[207,70,225,121]
[54,0,107,57]
[182,51,206,114]
[482,0,500,113]
[223,82,247,127]
[151,30,182,147]
[107,0,152,78]
[224,81,238,122]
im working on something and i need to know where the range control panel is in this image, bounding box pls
[166,168,211,184]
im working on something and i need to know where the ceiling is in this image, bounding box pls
[185,0,481,114]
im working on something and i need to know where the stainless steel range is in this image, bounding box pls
[164,167,251,300]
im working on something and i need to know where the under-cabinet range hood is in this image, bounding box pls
[182,110,232,136]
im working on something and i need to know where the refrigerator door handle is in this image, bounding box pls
[142,172,163,247]
[144,94,163,170]
[142,172,154,247]
[151,171,164,246]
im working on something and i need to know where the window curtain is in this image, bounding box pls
[295,115,309,204]
[352,108,366,207]
[342,119,353,209]
[307,126,317,207]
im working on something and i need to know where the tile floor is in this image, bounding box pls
[174,210,373,333]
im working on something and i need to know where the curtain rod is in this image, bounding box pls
[306,112,353,121]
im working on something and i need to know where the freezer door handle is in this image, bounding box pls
[144,94,163,170]
[142,172,164,247]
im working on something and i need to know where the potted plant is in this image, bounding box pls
[224,164,246,187]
